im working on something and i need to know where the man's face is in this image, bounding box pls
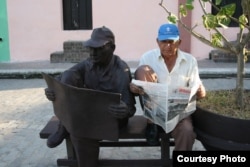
[90,42,114,65]
[157,39,181,59]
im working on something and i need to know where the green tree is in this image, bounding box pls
[159,0,250,110]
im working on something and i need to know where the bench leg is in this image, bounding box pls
[161,133,172,167]
[57,134,172,167]
[66,137,76,159]
[57,137,78,167]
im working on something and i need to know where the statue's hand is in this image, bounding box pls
[44,88,56,101]
[130,83,144,95]
[108,101,129,119]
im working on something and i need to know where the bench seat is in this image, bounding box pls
[39,115,174,167]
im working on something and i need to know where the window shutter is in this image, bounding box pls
[63,0,92,30]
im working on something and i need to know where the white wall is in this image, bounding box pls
[7,0,240,62]
[7,0,177,62]
[8,0,90,62]
[93,0,176,61]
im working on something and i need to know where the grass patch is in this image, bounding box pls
[197,89,250,119]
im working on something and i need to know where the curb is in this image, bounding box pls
[199,68,250,78]
[1,68,250,79]
[0,69,63,79]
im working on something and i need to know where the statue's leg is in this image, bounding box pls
[70,135,100,167]
[47,121,69,148]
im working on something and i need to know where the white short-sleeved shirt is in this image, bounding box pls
[139,48,201,92]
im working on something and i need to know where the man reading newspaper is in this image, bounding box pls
[130,23,206,150]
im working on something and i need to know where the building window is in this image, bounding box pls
[63,0,92,30]
[212,0,243,27]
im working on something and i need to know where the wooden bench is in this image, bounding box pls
[39,115,174,167]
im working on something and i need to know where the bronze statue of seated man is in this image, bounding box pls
[44,26,136,167]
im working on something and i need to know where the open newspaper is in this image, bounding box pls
[42,73,121,141]
[132,79,198,133]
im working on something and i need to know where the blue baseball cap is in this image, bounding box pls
[157,24,180,41]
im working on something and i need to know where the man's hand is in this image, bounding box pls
[44,88,56,101]
[196,84,206,99]
[108,101,129,119]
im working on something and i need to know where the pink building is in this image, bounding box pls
[0,0,242,62]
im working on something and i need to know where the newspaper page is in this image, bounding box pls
[42,73,121,141]
[132,79,197,133]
